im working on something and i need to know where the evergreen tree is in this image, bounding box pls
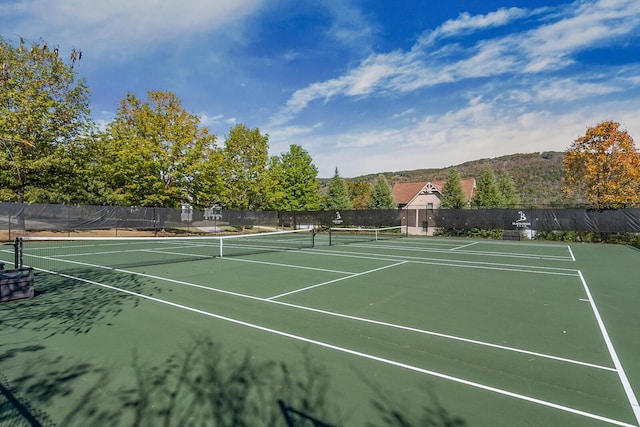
[440,169,467,209]
[367,174,396,209]
[322,168,352,210]
[497,171,520,208]
[472,167,504,208]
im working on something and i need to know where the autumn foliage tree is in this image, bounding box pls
[348,181,372,209]
[563,121,640,209]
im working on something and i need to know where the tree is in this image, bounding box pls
[440,169,467,209]
[367,174,395,209]
[274,144,321,211]
[348,181,372,209]
[0,36,91,203]
[563,121,640,208]
[220,124,270,210]
[322,168,352,210]
[95,91,217,207]
[472,167,504,208]
[496,171,520,208]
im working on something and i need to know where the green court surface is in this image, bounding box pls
[1,235,639,426]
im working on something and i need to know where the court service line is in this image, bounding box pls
[265,261,408,300]
[578,270,640,425]
[30,267,639,427]
[567,245,576,262]
[449,241,479,251]
[340,243,574,262]
[400,238,571,249]
[219,257,356,275]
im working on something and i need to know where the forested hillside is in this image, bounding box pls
[352,152,576,207]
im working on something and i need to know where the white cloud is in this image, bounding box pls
[267,94,640,177]
[0,0,265,58]
[323,1,375,52]
[532,79,622,102]
[521,0,640,71]
[392,108,416,119]
[270,0,640,127]
[417,7,530,46]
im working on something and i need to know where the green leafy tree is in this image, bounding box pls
[191,147,225,210]
[563,121,640,208]
[274,144,321,211]
[472,167,504,208]
[322,168,352,210]
[349,181,372,209]
[220,124,270,210]
[367,174,395,209]
[440,169,467,209]
[496,171,520,208]
[95,91,217,207]
[0,36,91,203]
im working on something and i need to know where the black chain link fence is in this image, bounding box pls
[2,203,639,243]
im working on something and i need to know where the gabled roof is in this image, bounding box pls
[391,181,429,204]
[460,178,476,201]
[392,178,476,205]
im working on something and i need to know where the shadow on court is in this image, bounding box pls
[0,334,466,426]
[0,270,162,338]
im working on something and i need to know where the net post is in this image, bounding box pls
[14,237,22,269]
[219,238,223,258]
[328,228,333,246]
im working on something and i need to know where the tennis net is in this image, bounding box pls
[17,229,315,272]
[328,226,405,245]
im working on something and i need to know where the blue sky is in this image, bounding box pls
[2,0,640,177]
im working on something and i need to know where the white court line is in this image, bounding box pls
[401,238,568,248]
[27,266,639,427]
[302,248,580,277]
[99,260,612,373]
[265,261,408,300]
[27,253,611,373]
[213,246,576,278]
[450,241,479,251]
[35,254,602,373]
[221,256,356,275]
[578,271,640,425]
[568,245,576,261]
[325,242,574,262]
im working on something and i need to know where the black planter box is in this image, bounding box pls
[0,268,34,302]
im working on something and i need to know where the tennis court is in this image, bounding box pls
[1,231,639,426]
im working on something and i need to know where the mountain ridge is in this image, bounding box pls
[349,151,570,207]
